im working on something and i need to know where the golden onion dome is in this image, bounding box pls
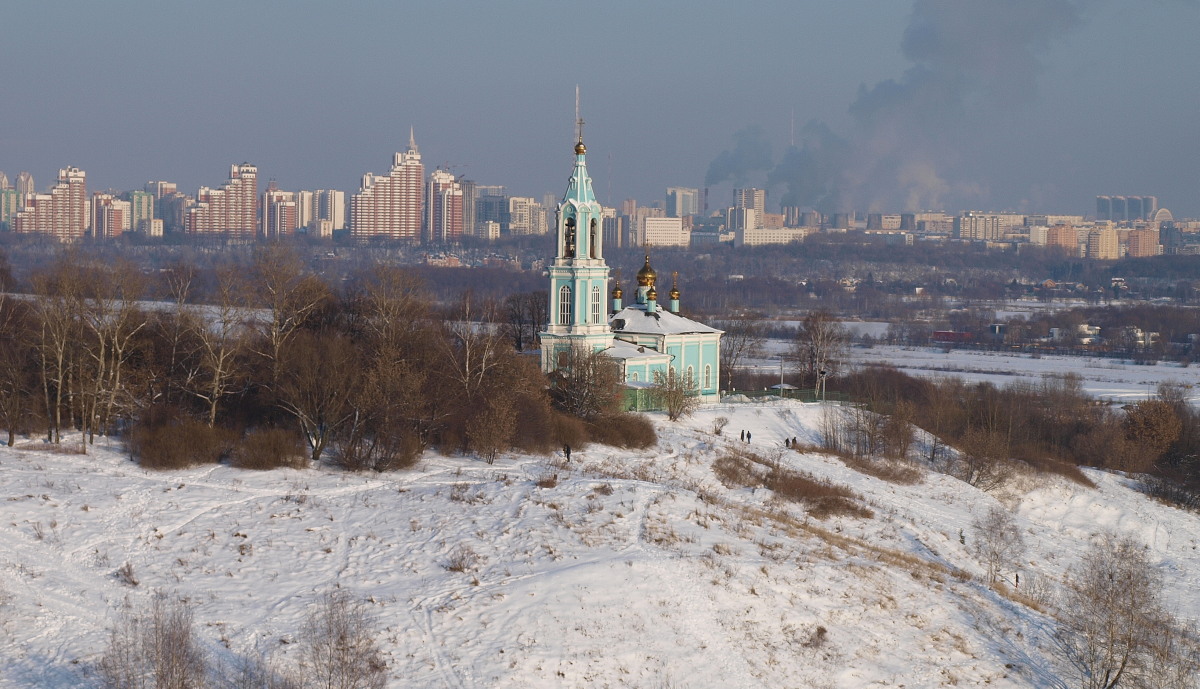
[575,140,586,155]
[669,286,680,300]
[612,284,623,299]
[669,271,680,300]
[647,286,658,301]
[636,255,657,287]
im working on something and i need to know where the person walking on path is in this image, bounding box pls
[563,444,571,461]
[740,430,745,442]
[746,431,752,443]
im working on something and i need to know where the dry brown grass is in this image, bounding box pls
[1020,456,1096,488]
[713,447,872,519]
[793,441,924,485]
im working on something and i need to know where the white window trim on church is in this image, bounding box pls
[559,285,571,325]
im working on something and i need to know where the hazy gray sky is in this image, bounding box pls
[3,0,1198,217]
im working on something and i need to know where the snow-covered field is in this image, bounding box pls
[848,345,1200,403]
[2,401,1199,688]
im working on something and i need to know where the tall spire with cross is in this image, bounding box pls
[540,87,611,373]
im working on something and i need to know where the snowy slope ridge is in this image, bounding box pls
[2,399,1198,688]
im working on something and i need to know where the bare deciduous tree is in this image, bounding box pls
[550,346,625,420]
[714,312,765,391]
[652,367,699,422]
[970,505,1025,584]
[277,330,360,463]
[301,591,387,689]
[503,290,548,352]
[97,594,208,689]
[792,310,847,388]
[184,265,252,427]
[1059,533,1175,689]
[251,245,332,388]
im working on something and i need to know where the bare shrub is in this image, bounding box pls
[802,625,829,648]
[836,454,924,485]
[712,448,871,518]
[443,544,480,573]
[533,471,559,489]
[711,416,730,436]
[222,653,302,689]
[230,428,306,470]
[466,396,516,464]
[586,412,657,449]
[116,561,139,587]
[301,591,387,689]
[128,415,236,470]
[97,594,208,689]
[970,505,1025,584]
[764,466,872,519]
[948,428,1014,491]
[1021,455,1096,488]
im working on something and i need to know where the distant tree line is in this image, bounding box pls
[836,367,1200,502]
[0,246,654,470]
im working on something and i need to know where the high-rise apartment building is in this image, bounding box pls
[15,172,34,196]
[144,180,177,200]
[90,193,131,239]
[640,216,689,247]
[507,196,543,236]
[426,169,464,243]
[159,193,193,234]
[459,180,477,239]
[734,188,766,216]
[351,129,424,241]
[124,190,154,230]
[186,163,258,238]
[1126,229,1161,258]
[1046,224,1079,252]
[14,167,86,240]
[0,189,23,231]
[295,190,314,229]
[475,188,508,233]
[666,187,699,218]
[0,171,8,190]
[262,183,298,239]
[1086,227,1119,259]
[1096,195,1158,222]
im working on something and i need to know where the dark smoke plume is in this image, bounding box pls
[724,0,1094,213]
[704,125,774,188]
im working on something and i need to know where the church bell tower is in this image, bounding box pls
[540,94,613,373]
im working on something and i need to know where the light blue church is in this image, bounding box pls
[539,131,722,404]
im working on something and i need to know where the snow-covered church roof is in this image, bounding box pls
[609,305,724,337]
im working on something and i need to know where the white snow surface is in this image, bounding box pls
[2,401,1199,688]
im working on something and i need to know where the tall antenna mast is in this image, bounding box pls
[575,85,585,144]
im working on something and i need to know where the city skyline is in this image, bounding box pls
[2,1,1198,217]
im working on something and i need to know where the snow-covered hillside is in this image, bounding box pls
[2,400,1198,688]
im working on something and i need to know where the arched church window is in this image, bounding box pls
[590,218,598,258]
[631,371,639,382]
[591,286,601,323]
[704,364,712,389]
[559,285,572,325]
[686,366,695,388]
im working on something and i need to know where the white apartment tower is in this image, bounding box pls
[426,169,464,243]
[186,163,259,238]
[351,128,424,241]
[14,167,86,240]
